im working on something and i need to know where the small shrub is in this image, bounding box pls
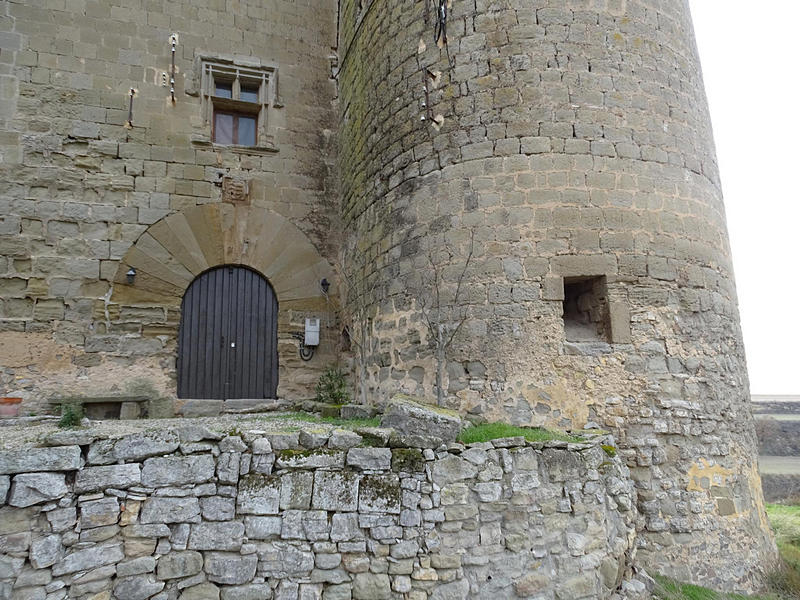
[59,402,84,428]
[315,365,350,405]
[601,444,617,457]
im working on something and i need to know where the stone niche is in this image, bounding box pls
[0,426,642,600]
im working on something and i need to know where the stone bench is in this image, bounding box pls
[49,396,149,420]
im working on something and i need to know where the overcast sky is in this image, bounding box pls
[689,2,800,395]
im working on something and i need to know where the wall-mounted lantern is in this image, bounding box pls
[126,267,137,285]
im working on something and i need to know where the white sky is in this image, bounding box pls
[689,2,800,395]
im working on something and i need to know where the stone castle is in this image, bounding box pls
[0,0,776,594]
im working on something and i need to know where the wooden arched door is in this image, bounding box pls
[178,265,278,399]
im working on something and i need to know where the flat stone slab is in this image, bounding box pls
[177,400,223,417]
[380,395,463,443]
[0,447,81,474]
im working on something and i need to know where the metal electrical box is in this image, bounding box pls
[304,318,320,346]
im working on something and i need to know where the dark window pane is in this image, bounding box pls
[240,85,259,103]
[215,81,232,98]
[214,112,234,144]
[239,116,257,146]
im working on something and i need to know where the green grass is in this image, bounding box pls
[261,411,380,429]
[457,422,583,445]
[653,575,753,600]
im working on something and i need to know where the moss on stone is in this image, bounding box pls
[601,445,617,458]
[391,448,425,473]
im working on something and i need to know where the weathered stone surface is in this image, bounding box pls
[75,464,141,493]
[52,542,124,576]
[280,471,313,509]
[431,455,478,486]
[139,497,200,524]
[244,516,281,540]
[180,582,220,600]
[330,513,364,542]
[113,575,165,600]
[258,542,314,578]
[141,455,215,487]
[380,396,462,443]
[187,522,244,551]
[199,496,235,521]
[327,430,363,450]
[80,497,119,528]
[275,449,344,470]
[177,426,223,443]
[0,447,81,474]
[429,579,469,600]
[237,475,280,514]
[216,452,240,485]
[114,433,180,462]
[8,473,68,507]
[29,534,62,569]
[46,507,76,532]
[219,583,273,600]
[352,573,391,600]
[346,448,391,471]
[0,475,8,505]
[203,552,257,584]
[312,471,359,511]
[117,556,156,577]
[359,475,401,514]
[156,551,203,579]
[281,509,329,541]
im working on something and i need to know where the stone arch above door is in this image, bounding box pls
[111,204,336,306]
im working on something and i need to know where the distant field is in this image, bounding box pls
[760,456,800,475]
[756,414,800,422]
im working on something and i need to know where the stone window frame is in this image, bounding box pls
[190,55,283,154]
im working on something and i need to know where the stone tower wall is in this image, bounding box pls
[0,427,639,600]
[337,0,775,591]
[0,0,340,406]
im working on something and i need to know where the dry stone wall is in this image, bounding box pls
[337,0,776,589]
[0,426,640,600]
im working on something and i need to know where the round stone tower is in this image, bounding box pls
[337,0,775,591]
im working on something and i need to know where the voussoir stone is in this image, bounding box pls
[203,552,257,584]
[141,455,215,487]
[9,473,68,507]
[380,395,463,443]
[75,464,141,493]
[156,551,203,579]
[113,575,165,600]
[0,447,81,474]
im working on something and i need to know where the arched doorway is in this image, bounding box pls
[178,265,278,399]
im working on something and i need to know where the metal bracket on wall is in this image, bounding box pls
[291,332,315,361]
[125,88,136,128]
[170,33,178,103]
